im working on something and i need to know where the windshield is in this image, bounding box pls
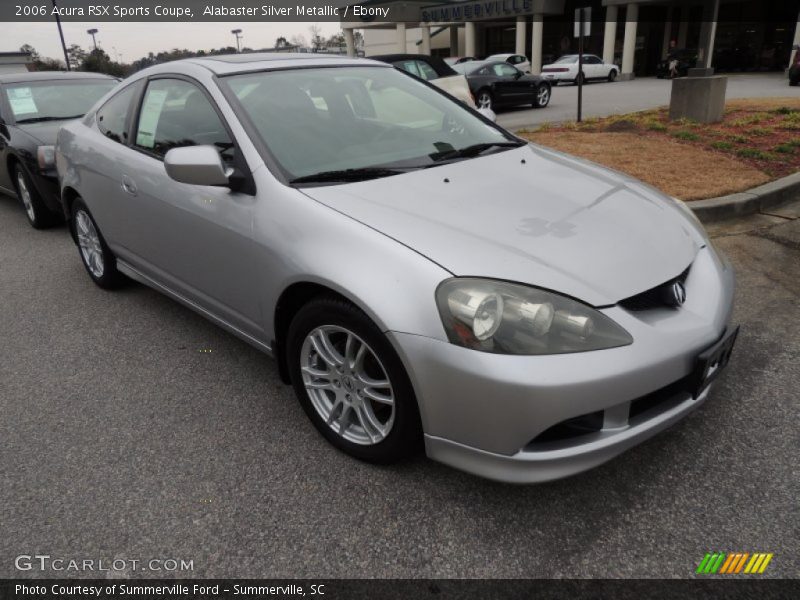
[221,66,515,183]
[554,55,578,64]
[5,79,117,122]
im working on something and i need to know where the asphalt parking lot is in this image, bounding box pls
[497,72,795,130]
[0,191,798,579]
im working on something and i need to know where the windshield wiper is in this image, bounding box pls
[15,115,83,124]
[289,167,409,185]
[432,141,526,162]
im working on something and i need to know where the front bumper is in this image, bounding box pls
[389,245,735,483]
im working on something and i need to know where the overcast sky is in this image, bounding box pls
[6,22,343,62]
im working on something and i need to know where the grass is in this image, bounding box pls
[736,148,772,160]
[775,143,795,154]
[711,141,734,151]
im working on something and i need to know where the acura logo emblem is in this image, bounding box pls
[667,281,687,307]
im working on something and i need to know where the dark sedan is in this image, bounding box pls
[0,72,118,228]
[453,60,551,111]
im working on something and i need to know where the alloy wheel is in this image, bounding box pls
[300,325,395,446]
[537,86,550,106]
[75,209,105,278]
[16,171,36,223]
[477,92,492,110]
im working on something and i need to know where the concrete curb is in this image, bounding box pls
[690,172,800,223]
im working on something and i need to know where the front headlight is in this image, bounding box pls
[436,278,632,355]
[37,145,56,170]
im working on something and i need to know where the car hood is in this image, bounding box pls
[301,145,703,306]
[14,121,64,145]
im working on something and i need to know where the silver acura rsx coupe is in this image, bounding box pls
[56,53,737,483]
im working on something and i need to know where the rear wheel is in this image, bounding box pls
[287,297,423,463]
[71,198,125,289]
[475,89,493,111]
[533,84,551,108]
[13,165,58,229]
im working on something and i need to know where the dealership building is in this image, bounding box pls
[342,0,800,78]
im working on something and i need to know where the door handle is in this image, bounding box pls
[121,174,138,196]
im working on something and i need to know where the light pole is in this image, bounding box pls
[87,28,99,50]
[231,29,243,52]
[50,0,70,70]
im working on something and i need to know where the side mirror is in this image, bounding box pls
[164,145,231,186]
[477,107,497,122]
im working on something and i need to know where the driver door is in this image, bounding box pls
[120,77,262,338]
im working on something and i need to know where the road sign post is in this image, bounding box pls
[574,7,591,122]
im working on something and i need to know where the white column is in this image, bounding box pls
[450,25,459,56]
[661,7,673,60]
[420,25,431,55]
[344,28,356,57]
[396,23,407,53]
[698,0,720,68]
[515,15,526,56]
[531,14,543,74]
[603,5,618,65]
[677,20,689,49]
[465,21,477,57]
[791,11,800,68]
[621,3,639,79]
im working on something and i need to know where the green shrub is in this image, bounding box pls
[646,120,668,132]
[748,127,774,136]
[736,148,770,160]
[728,135,749,144]
[772,106,799,115]
[673,130,700,141]
[711,141,733,151]
[774,143,796,154]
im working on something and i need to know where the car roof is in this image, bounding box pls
[0,71,117,84]
[178,52,389,76]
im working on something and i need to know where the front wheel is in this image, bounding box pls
[287,297,423,463]
[533,84,551,108]
[70,198,125,289]
[608,69,618,82]
[475,89,493,111]
[13,165,59,229]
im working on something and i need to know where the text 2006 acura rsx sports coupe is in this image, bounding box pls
[56,54,737,483]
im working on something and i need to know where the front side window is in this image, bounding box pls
[5,79,117,123]
[221,66,514,182]
[97,83,138,144]
[134,79,234,163]
[493,64,519,77]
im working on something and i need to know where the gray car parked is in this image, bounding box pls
[56,53,737,483]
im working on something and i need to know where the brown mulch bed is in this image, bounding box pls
[520,98,800,201]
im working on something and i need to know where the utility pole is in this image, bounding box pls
[51,0,71,70]
[87,28,99,50]
[231,29,243,53]
[578,8,584,122]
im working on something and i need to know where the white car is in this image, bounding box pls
[486,53,531,74]
[542,54,619,85]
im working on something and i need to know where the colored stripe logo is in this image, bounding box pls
[696,552,773,574]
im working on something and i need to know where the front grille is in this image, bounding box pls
[618,266,691,311]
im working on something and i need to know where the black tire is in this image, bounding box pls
[475,89,493,111]
[287,297,423,464]
[608,69,618,82]
[12,164,59,229]
[790,79,799,87]
[70,197,125,289]
[533,84,551,108]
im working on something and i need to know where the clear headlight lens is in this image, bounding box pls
[436,278,633,355]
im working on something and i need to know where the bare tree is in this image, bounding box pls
[309,24,325,52]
